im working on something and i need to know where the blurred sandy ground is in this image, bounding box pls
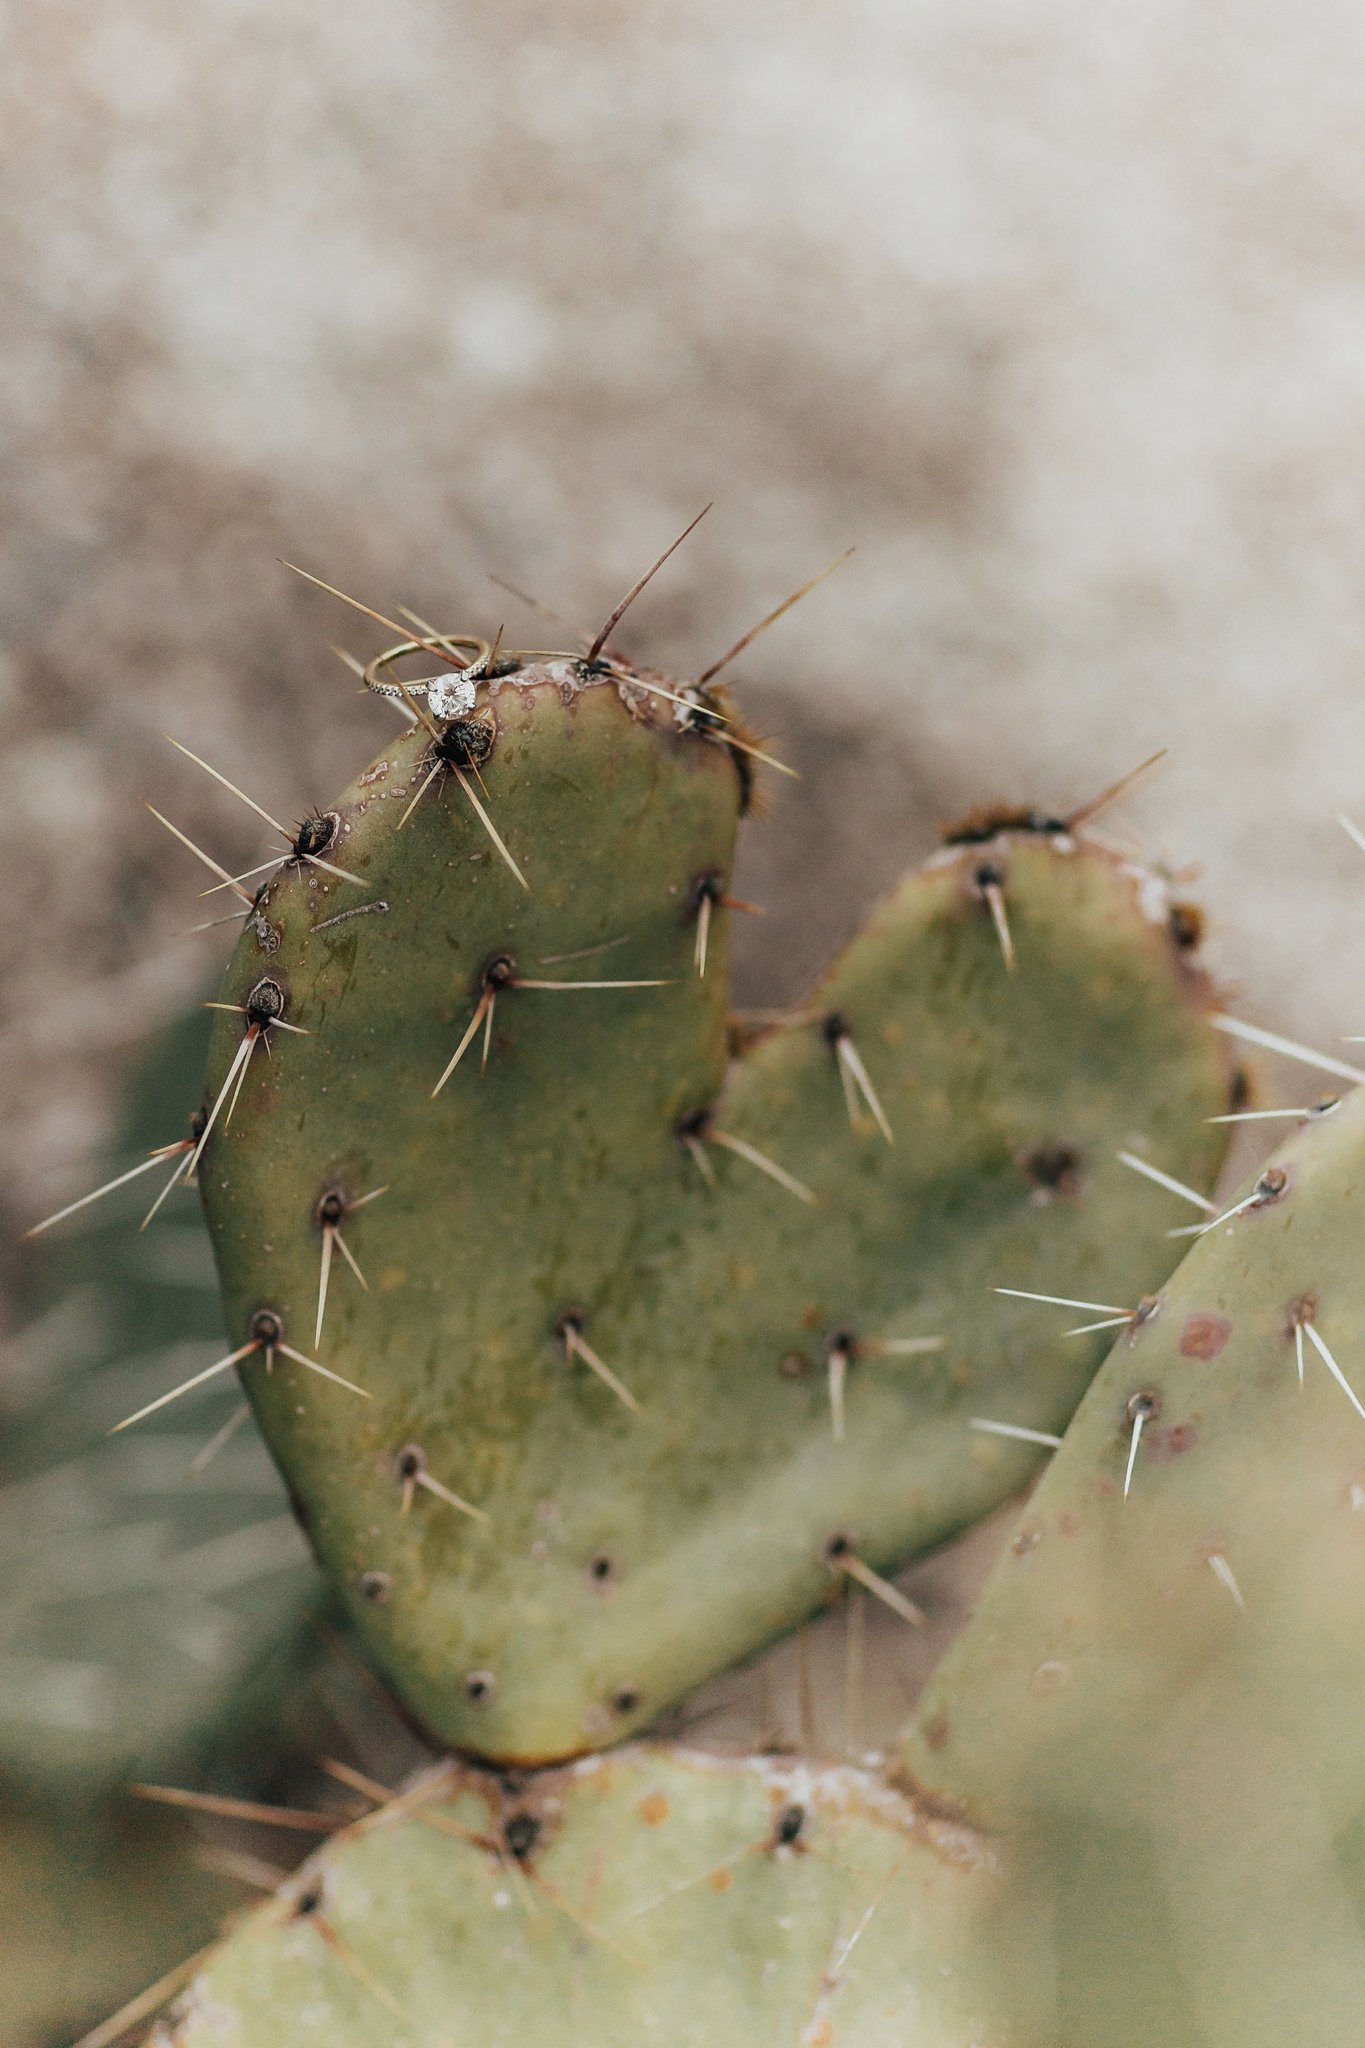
[7,0,1365,1234]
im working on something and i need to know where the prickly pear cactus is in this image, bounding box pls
[897,1083,1365,2048]
[189,655,1232,1761]
[142,1036,1365,2048]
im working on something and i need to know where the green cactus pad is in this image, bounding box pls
[147,1743,994,2048]
[195,657,1231,1760]
[898,1083,1365,2047]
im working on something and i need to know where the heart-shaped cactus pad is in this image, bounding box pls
[192,656,1231,1760]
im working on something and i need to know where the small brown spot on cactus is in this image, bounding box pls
[244,977,286,1029]
[1228,1065,1252,1112]
[503,1812,540,1861]
[921,1713,950,1753]
[587,1552,615,1587]
[1168,901,1204,950]
[359,1571,391,1604]
[639,1791,670,1826]
[1031,1659,1071,1695]
[801,1304,822,1332]
[1022,1142,1083,1200]
[1180,1313,1231,1360]
[1286,1293,1318,1338]
[1012,1523,1042,1557]
[709,1865,734,1893]
[1055,1510,1080,1538]
[292,1881,323,1919]
[611,1687,642,1717]
[464,1670,494,1701]
[249,1308,283,1349]
[779,1350,812,1379]
[1149,1422,1198,1460]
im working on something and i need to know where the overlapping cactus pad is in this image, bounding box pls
[153,1034,1365,2048]
[151,1743,994,2048]
[196,653,1232,1760]
[898,1082,1365,2047]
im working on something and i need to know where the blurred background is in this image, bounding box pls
[7,1,1365,2038]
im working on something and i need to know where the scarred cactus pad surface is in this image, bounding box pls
[153,1743,991,2048]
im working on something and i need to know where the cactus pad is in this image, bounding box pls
[194,656,1231,1760]
[149,1742,993,2048]
[898,1083,1365,2046]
